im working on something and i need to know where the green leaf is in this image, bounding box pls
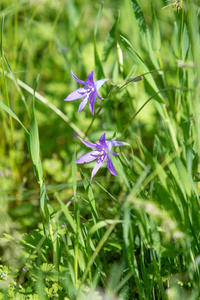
[72,147,77,201]
[3,53,29,115]
[94,4,105,79]
[55,192,76,233]
[121,35,165,103]
[130,0,160,69]
[151,2,161,51]
[88,220,122,238]
[110,154,131,191]
[130,0,147,39]
[182,24,190,61]
[1,14,4,56]
[175,157,193,197]
[40,180,50,223]
[102,12,120,62]
[0,101,29,134]
[30,75,40,166]
[80,170,99,224]
[94,3,103,37]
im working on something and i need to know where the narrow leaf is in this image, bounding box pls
[80,170,99,224]
[182,24,190,61]
[30,75,40,165]
[130,0,147,38]
[102,12,120,62]
[55,192,76,233]
[94,3,103,37]
[72,147,77,201]
[121,35,165,103]
[94,4,105,78]
[130,0,160,68]
[1,14,4,56]
[151,3,161,51]
[0,101,29,134]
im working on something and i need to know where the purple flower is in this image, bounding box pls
[76,133,125,179]
[64,71,106,114]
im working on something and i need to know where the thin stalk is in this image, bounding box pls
[0,59,14,145]
[174,7,185,113]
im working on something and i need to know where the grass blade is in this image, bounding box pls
[102,12,120,62]
[30,75,40,167]
[0,101,29,134]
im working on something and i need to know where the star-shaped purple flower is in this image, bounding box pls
[64,71,106,114]
[76,133,125,179]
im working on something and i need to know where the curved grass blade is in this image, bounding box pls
[110,154,131,191]
[0,101,29,134]
[102,12,120,62]
[30,75,40,167]
[182,23,190,61]
[1,14,4,55]
[55,192,76,233]
[130,0,147,39]
[130,0,160,69]
[72,147,77,203]
[80,170,99,225]
[94,3,104,79]
[121,35,165,103]
[3,54,29,116]
[151,2,161,51]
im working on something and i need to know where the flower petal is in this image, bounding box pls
[95,79,107,91]
[80,139,97,149]
[71,71,87,85]
[111,141,126,147]
[96,91,103,100]
[64,87,87,101]
[91,156,105,179]
[99,133,106,146]
[87,71,95,85]
[109,151,118,156]
[78,95,89,114]
[76,150,98,164]
[107,139,126,151]
[106,155,117,176]
[89,91,96,115]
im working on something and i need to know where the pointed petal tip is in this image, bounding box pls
[95,78,107,91]
[90,107,94,115]
[71,71,87,85]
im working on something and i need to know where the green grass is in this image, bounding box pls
[0,0,200,299]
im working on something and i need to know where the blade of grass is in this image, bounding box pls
[80,170,99,225]
[121,34,164,103]
[72,147,79,286]
[102,12,120,63]
[0,101,29,134]
[30,75,40,168]
[55,192,76,233]
[151,2,161,52]
[94,3,105,78]
[130,0,160,69]
[3,54,30,117]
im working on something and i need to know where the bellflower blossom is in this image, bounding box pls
[76,133,125,179]
[64,71,106,114]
